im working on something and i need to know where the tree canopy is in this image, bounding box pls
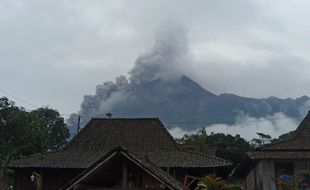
[177,129,253,164]
[0,97,70,167]
[177,129,297,164]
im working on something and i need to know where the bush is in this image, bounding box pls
[223,184,242,190]
[196,174,242,190]
[0,169,14,190]
[296,170,310,190]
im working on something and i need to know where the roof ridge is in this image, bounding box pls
[258,112,310,150]
[294,111,310,137]
[156,119,183,150]
[91,117,160,120]
[180,149,232,165]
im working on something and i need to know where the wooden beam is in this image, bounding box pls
[122,160,128,188]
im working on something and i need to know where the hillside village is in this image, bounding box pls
[1,95,310,190]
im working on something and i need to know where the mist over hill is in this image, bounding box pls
[67,23,310,137]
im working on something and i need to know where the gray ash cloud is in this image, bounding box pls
[67,22,190,133]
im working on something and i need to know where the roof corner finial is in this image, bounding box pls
[106,112,112,119]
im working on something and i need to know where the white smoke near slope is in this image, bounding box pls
[168,127,199,139]
[298,100,310,117]
[169,112,299,140]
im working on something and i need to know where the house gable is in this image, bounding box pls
[61,146,183,190]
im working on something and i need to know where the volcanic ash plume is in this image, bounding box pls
[67,23,190,133]
[130,22,189,84]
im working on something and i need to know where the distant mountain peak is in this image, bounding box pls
[68,75,310,132]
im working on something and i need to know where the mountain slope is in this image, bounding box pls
[68,76,310,132]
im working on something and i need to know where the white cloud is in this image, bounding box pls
[168,127,198,139]
[169,113,299,140]
[205,113,298,140]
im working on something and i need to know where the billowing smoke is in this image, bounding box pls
[67,22,190,133]
[67,22,310,138]
[130,22,189,84]
[169,112,299,140]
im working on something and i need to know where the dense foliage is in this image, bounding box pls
[177,129,253,163]
[177,128,296,164]
[0,97,70,167]
[196,174,242,190]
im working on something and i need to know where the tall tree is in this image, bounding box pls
[250,132,272,148]
[31,107,70,152]
[177,128,252,164]
[0,97,34,167]
[0,97,70,168]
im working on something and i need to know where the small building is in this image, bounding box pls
[239,112,310,190]
[8,118,231,190]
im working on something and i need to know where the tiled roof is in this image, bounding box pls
[261,112,310,151]
[60,146,183,190]
[8,118,231,168]
[248,151,310,159]
[249,112,310,159]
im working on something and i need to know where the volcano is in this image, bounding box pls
[68,75,310,132]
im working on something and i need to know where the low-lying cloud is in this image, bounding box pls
[169,112,299,140]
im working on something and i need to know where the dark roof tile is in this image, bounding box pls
[8,118,231,168]
[247,112,310,160]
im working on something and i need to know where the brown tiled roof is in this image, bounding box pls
[60,146,183,190]
[8,118,231,168]
[248,112,310,159]
[262,112,310,151]
[248,151,310,159]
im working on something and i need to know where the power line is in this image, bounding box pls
[0,88,39,108]
[0,88,71,117]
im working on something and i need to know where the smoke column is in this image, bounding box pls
[67,22,190,133]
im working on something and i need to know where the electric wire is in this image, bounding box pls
[0,88,71,117]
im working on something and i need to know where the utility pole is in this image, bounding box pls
[77,115,81,133]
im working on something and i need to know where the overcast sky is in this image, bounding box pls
[1,0,310,115]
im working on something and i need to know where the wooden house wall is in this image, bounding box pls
[14,166,228,190]
[14,168,83,190]
[244,160,310,190]
[78,160,168,189]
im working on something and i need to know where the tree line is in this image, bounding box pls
[176,128,295,164]
[0,97,70,168]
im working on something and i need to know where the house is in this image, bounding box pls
[8,118,231,190]
[60,146,183,190]
[238,112,310,190]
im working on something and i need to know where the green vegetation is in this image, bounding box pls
[0,96,70,188]
[177,128,295,165]
[177,129,253,164]
[196,174,242,190]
